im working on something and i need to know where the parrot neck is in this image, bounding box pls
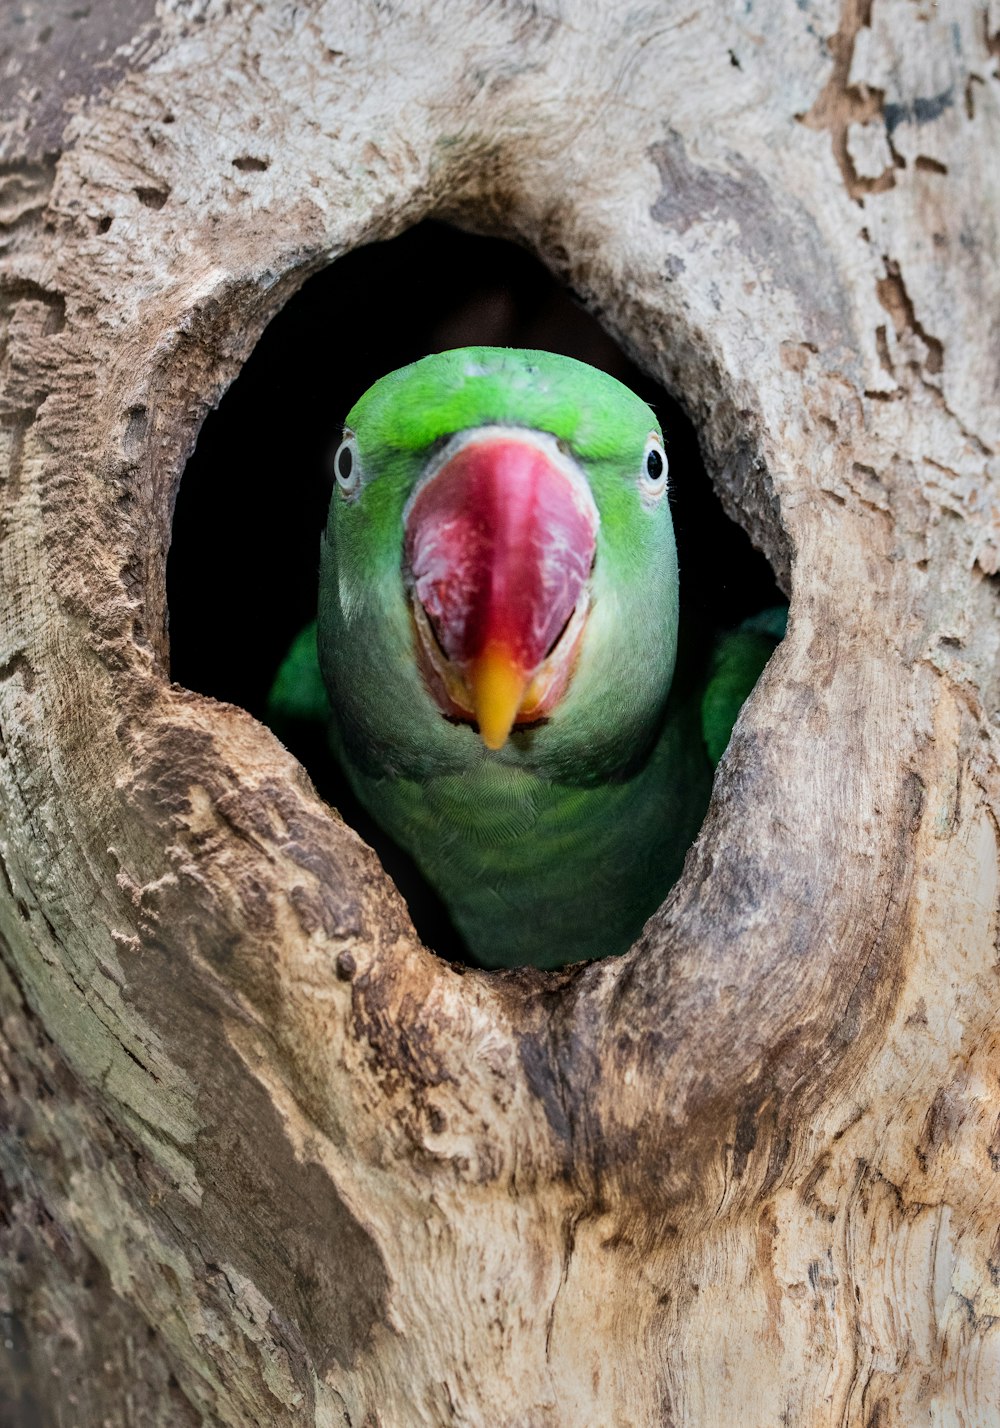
[339,680,710,969]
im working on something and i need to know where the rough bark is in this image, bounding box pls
[1,1,998,1424]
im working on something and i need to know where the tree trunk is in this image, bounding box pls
[1,2,998,1424]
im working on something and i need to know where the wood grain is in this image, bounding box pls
[1,1,998,1423]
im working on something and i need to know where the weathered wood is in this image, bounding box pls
[1,1,998,1423]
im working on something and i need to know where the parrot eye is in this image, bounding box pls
[334,434,360,496]
[640,435,668,498]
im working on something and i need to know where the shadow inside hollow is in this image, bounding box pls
[167,221,782,960]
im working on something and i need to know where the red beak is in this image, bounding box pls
[404,432,598,749]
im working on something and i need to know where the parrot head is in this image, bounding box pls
[318,347,678,782]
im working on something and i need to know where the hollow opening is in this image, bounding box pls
[167,221,784,964]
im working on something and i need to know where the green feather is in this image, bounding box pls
[700,608,788,768]
[266,620,330,727]
[346,347,656,460]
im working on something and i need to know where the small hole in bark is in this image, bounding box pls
[232,155,270,172]
[96,215,113,234]
[123,406,148,459]
[135,185,169,210]
[168,222,784,966]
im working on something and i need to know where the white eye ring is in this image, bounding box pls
[640,433,668,498]
[333,432,360,496]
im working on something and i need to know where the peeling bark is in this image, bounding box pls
[1,1,999,1424]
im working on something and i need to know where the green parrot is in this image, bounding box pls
[269,347,784,970]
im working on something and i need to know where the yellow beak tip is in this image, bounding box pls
[471,646,528,751]
[479,725,511,753]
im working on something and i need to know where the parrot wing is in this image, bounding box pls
[700,605,788,768]
[266,619,331,729]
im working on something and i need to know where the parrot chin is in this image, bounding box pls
[403,427,599,750]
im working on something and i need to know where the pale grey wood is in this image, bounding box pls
[1,1,998,1424]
